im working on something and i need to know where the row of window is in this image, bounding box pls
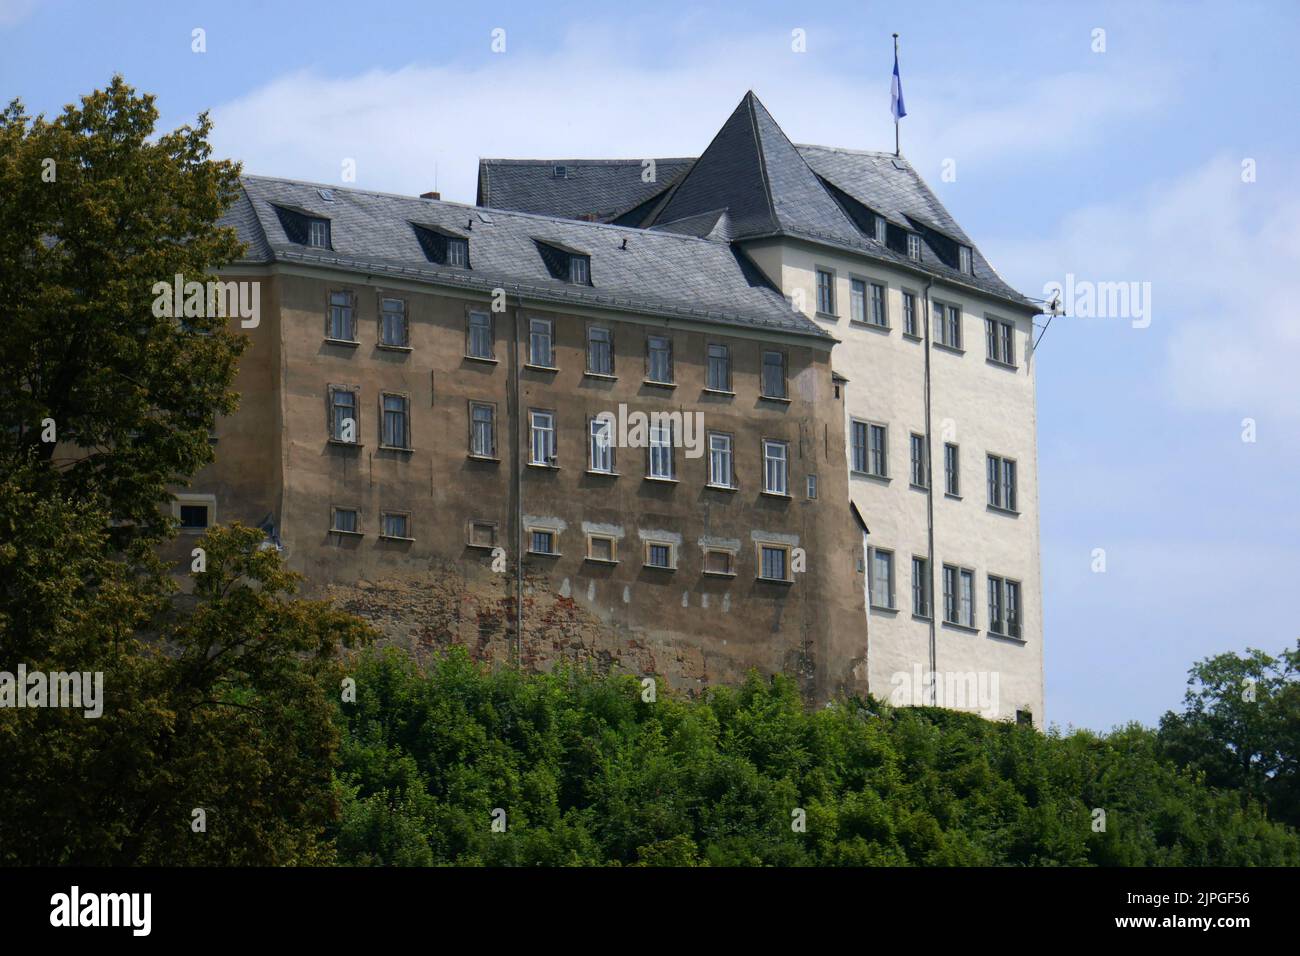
[849,423,1019,514]
[328,509,799,582]
[814,274,1017,367]
[868,549,1024,639]
[326,386,814,497]
[324,293,794,397]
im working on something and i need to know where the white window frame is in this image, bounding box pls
[529,409,556,466]
[648,420,675,480]
[589,417,614,473]
[762,439,788,496]
[708,431,734,489]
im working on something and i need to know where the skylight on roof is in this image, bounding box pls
[318,188,335,202]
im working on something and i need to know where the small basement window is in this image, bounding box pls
[703,548,736,577]
[529,528,559,555]
[468,520,497,548]
[179,504,209,530]
[586,534,617,563]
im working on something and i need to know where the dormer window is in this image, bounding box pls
[273,205,333,250]
[874,216,887,243]
[413,223,470,268]
[959,245,973,275]
[907,234,922,261]
[553,165,568,179]
[446,237,468,267]
[308,219,330,248]
[535,239,591,285]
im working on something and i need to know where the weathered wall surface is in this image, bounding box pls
[186,264,869,703]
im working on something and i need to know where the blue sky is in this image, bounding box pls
[5,0,1298,732]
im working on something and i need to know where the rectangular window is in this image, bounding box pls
[959,245,973,274]
[987,454,1018,512]
[648,420,675,479]
[529,318,554,367]
[902,291,917,336]
[708,432,733,488]
[331,507,359,534]
[529,410,556,466]
[851,421,869,473]
[646,542,675,569]
[912,556,931,617]
[328,290,355,342]
[381,512,411,540]
[704,549,735,576]
[874,216,887,243]
[870,282,888,327]
[944,443,960,496]
[309,219,330,248]
[379,297,408,347]
[646,335,672,384]
[569,255,590,284]
[988,576,1023,638]
[329,387,357,443]
[706,344,731,391]
[381,394,410,449]
[179,504,209,530]
[529,529,557,555]
[806,474,818,499]
[587,534,616,563]
[467,311,494,359]
[910,433,928,487]
[869,548,894,609]
[589,417,614,473]
[850,278,866,323]
[907,234,922,260]
[761,350,787,399]
[816,269,835,315]
[468,520,497,548]
[935,302,962,349]
[762,439,788,495]
[469,402,496,458]
[868,423,888,478]
[446,238,469,267]
[986,317,1016,366]
[942,565,975,627]
[760,545,789,582]
[587,326,613,375]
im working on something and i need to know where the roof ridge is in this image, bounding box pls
[743,92,780,236]
[241,174,744,247]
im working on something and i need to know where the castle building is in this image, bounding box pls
[187,91,1041,719]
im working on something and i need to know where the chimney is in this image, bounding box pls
[420,191,441,200]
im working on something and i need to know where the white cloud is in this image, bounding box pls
[203,29,1173,206]
[987,154,1300,421]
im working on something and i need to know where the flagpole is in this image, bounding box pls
[893,33,900,157]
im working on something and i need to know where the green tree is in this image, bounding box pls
[0,76,246,547]
[1158,643,1300,828]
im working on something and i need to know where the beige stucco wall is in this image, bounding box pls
[745,238,1044,724]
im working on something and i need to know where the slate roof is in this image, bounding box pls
[221,175,832,341]
[475,92,1036,312]
[476,158,694,223]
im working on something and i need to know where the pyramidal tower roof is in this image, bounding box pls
[647,91,862,245]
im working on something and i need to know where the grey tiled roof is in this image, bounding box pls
[473,92,1036,311]
[477,158,694,223]
[220,176,832,341]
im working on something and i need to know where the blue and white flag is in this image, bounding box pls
[891,49,907,120]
